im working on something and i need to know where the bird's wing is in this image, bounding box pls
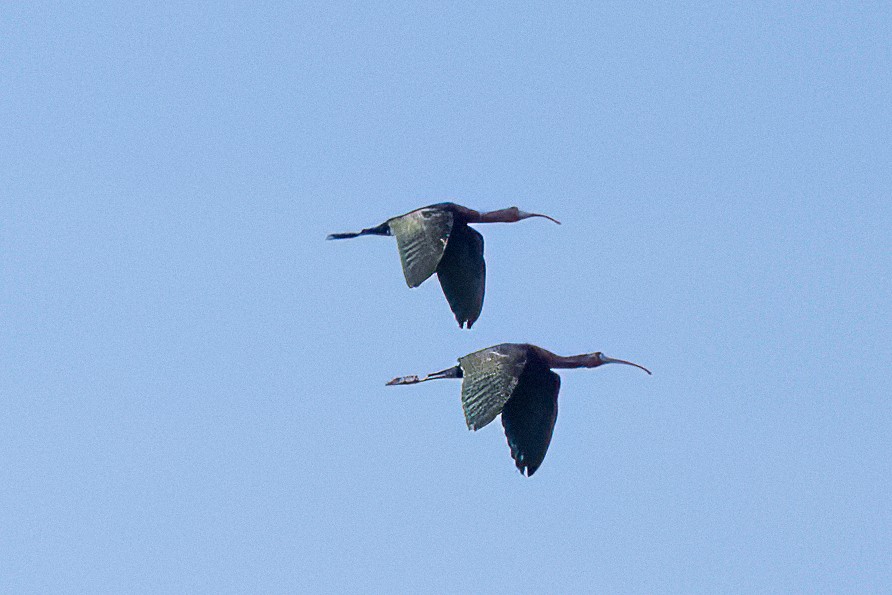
[387,207,454,288]
[436,224,485,328]
[458,344,527,431]
[500,361,560,476]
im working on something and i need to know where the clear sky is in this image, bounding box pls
[2,2,890,593]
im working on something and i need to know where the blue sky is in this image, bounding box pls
[2,2,890,592]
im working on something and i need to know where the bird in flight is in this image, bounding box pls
[327,203,559,328]
[386,343,651,476]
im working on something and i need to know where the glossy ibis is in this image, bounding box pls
[327,203,559,328]
[386,343,651,476]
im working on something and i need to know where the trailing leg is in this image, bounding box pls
[386,366,462,386]
[326,222,391,240]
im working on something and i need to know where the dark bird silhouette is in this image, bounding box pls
[386,343,651,476]
[327,203,559,328]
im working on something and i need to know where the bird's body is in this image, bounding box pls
[387,343,651,476]
[328,203,559,328]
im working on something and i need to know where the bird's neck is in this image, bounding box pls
[469,207,521,224]
[533,348,599,369]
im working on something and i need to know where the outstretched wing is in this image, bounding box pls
[500,360,560,477]
[436,223,485,328]
[458,344,527,431]
[387,207,454,288]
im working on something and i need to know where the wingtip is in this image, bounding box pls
[456,316,478,330]
[515,463,534,477]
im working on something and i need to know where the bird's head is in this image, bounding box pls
[475,206,561,225]
[589,352,652,375]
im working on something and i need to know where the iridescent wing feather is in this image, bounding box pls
[458,344,528,431]
[387,208,454,288]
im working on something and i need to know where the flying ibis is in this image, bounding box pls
[386,343,651,476]
[327,203,559,328]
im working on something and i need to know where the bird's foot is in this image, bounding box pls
[386,375,420,386]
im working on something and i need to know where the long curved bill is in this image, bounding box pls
[519,210,561,225]
[599,355,652,375]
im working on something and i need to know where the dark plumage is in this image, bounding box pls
[327,203,559,328]
[387,343,651,476]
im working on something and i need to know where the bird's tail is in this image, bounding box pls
[326,222,391,240]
